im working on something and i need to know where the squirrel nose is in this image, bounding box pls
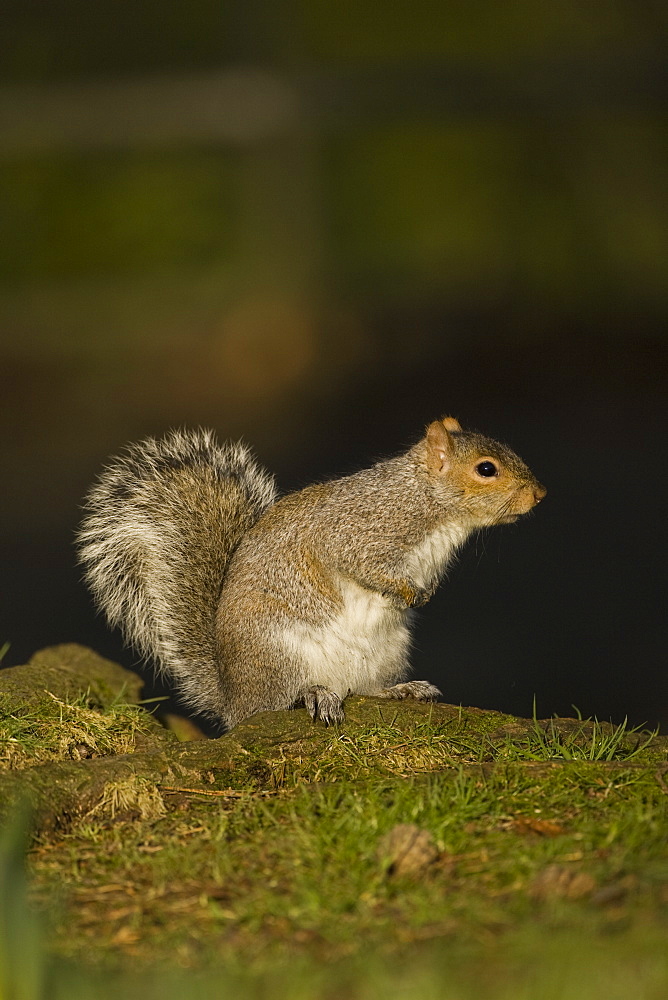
[533,484,547,504]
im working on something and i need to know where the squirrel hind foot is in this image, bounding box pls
[301,685,345,726]
[376,681,442,702]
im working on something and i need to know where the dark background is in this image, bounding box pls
[1,1,666,728]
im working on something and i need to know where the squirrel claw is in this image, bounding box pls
[378,681,442,702]
[302,685,345,726]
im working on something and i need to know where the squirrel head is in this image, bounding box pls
[421,417,546,527]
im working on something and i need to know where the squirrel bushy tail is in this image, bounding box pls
[77,429,277,714]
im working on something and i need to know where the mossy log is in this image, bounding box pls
[1,645,665,835]
[0,644,144,709]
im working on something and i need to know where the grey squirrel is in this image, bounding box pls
[77,417,546,730]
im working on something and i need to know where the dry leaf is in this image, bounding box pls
[110,925,140,945]
[162,713,208,741]
[377,824,439,877]
[512,816,566,837]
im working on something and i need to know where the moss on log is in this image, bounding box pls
[0,644,144,709]
[0,646,665,837]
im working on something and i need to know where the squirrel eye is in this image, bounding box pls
[476,461,498,478]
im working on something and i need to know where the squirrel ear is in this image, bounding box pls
[441,416,462,433]
[425,419,456,473]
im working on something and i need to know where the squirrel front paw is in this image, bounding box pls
[407,586,432,608]
[377,680,442,702]
[386,582,433,610]
[302,685,345,726]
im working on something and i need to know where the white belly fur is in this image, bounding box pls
[279,523,469,699]
[281,579,410,698]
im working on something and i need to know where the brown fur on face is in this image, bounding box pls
[422,418,546,526]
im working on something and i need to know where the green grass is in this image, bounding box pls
[29,765,667,964]
[260,708,664,784]
[512,716,659,762]
[490,701,661,763]
[0,812,46,1000]
[0,691,164,772]
[1,688,666,999]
